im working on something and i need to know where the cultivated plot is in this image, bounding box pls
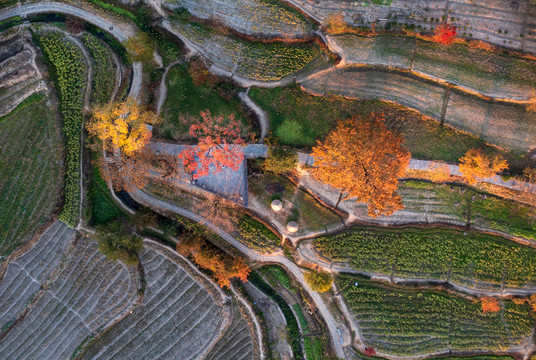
[80,241,228,360]
[0,234,138,360]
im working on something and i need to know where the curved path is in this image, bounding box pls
[0,1,142,99]
[129,189,348,359]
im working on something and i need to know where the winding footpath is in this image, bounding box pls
[129,189,349,359]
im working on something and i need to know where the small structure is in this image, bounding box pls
[287,221,299,233]
[271,199,283,212]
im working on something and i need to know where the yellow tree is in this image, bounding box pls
[87,97,160,156]
[311,114,410,217]
[458,149,508,184]
[123,33,154,63]
[324,13,349,34]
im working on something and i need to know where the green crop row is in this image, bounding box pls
[82,34,115,105]
[315,226,536,290]
[237,215,281,252]
[34,32,87,227]
[338,275,534,356]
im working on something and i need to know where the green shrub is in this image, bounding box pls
[96,221,143,266]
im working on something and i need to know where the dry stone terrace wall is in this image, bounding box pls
[0,222,75,330]
[81,240,229,360]
[300,66,536,152]
[163,0,313,38]
[0,229,138,360]
[0,27,46,117]
[327,34,536,101]
[286,0,536,54]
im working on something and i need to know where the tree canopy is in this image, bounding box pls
[96,221,143,266]
[179,110,245,179]
[176,234,250,288]
[311,114,410,217]
[433,23,457,45]
[304,270,333,292]
[458,148,508,184]
[87,98,160,156]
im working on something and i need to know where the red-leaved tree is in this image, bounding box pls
[364,347,376,356]
[179,110,245,179]
[433,23,457,45]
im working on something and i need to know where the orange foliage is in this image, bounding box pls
[524,167,536,184]
[179,110,245,179]
[311,114,410,217]
[188,58,220,88]
[481,297,501,313]
[176,235,250,288]
[433,23,457,45]
[510,297,527,305]
[325,13,350,34]
[428,162,452,183]
[527,90,536,113]
[88,98,160,156]
[459,149,508,184]
[529,294,536,312]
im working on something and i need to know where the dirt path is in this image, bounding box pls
[129,189,349,359]
[156,60,182,116]
[239,90,269,142]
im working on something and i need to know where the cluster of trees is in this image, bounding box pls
[176,234,250,288]
[95,220,143,266]
[458,149,508,184]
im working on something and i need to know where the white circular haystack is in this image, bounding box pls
[271,199,283,212]
[287,221,299,233]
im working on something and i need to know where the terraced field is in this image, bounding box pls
[338,275,535,356]
[80,240,228,360]
[82,33,117,105]
[328,34,536,100]
[165,0,313,38]
[165,19,323,81]
[314,227,536,291]
[0,221,75,330]
[0,94,63,257]
[206,302,256,360]
[0,227,139,360]
[287,0,536,55]
[0,27,46,116]
[300,67,536,152]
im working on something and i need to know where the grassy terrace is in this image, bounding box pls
[338,275,534,356]
[167,19,325,81]
[248,85,501,162]
[156,63,254,141]
[0,95,63,257]
[402,180,536,241]
[330,34,536,99]
[249,172,341,234]
[315,226,536,290]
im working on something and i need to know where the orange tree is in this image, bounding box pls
[87,97,160,156]
[433,23,457,45]
[176,234,250,288]
[311,114,410,217]
[481,297,500,313]
[458,148,508,184]
[179,110,245,179]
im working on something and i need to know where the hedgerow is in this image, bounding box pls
[34,32,86,227]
